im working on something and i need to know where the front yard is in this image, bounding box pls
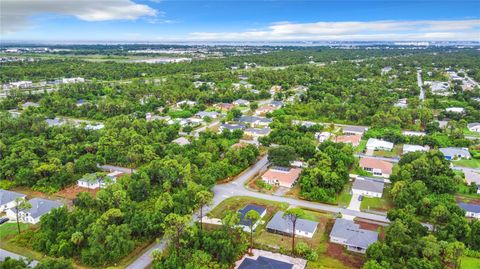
[0,222,30,240]
[360,186,393,212]
[453,158,480,169]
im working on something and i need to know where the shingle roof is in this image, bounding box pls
[266,211,318,234]
[238,256,293,269]
[330,219,378,249]
[343,125,367,134]
[458,202,480,213]
[221,123,245,131]
[245,127,271,135]
[26,198,63,219]
[352,178,384,194]
[172,137,191,146]
[262,167,302,187]
[359,157,393,175]
[468,122,480,128]
[0,190,26,205]
[238,204,266,227]
[238,116,272,124]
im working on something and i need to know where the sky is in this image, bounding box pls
[1,0,479,42]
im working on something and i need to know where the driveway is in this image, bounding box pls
[0,249,38,268]
[348,194,362,211]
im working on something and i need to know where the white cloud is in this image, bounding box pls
[189,19,480,41]
[1,0,158,34]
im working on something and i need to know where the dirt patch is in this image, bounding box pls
[55,185,98,202]
[355,220,381,231]
[11,187,50,199]
[326,243,365,269]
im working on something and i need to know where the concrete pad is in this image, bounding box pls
[348,194,362,211]
[234,249,307,269]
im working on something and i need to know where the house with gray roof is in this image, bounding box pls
[458,203,480,219]
[468,122,480,133]
[219,123,246,133]
[6,198,63,224]
[439,147,471,160]
[238,204,267,232]
[352,178,385,198]
[238,116,272,127]
[342,125,368,136]
[237,256,294,269]
[266,211,318,238]
[329,218,378,253]
[233,99,250,106]
[0,190,26,212]
[195,111,219,119]
[269,100,284,108]
[244,127,271,138]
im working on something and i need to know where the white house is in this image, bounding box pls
[195,111,219,119]
[352,177,384,198]
[0,190,26,212]
[468,123,480,133]
[458,203,480,219]
[403,144,429,154]
[439,147,471,160]
[366,138,394,151]
[238,204,267,232]
[77,172,121,189]
[315,132,332,143]
[6,198,63,224]
[62,77,85,84]
[446,107,465,114]
[244,127,271,138]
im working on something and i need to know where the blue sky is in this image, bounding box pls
[2,0,479,41]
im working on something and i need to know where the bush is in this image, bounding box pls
[296,242,318,261]
[256,180,272,190]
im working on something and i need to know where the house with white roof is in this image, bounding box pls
[446,107,465,114]
[77,171,121,189]
[439,147,471,160]
[172,137,191,146]
[0,190,26,212]
[402,130,426,137]
[403,144,429,154]
[468,123,480,133]
[6,198,63,224]
[195,111,219,119]
[366,138,394,151]
[329,218,378,253]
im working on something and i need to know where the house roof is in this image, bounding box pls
[195,111,219,118]
[342,125,367,134]
[439,147,471,158]
[262,167,302,187]
[330,219,378,249]
[238,116,272,124]
[468,122,480,128]
[458,202,480,214]
[266,211,318,234]
[366,138,394,150]
[269,101,283,107]
[403,144,429,153]
[172,137,191,146]
[245,127,271,135]
[0,190,26,205]
[221,123,245,131]
[238,256,293,269]
[25,198,63,219]
[238,204,267,227]
[334,135,362,145]
[352,178,384,194]
[234,99,250,105]
[359,157,393,175]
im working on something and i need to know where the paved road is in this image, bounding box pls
[97,164,136,174]
[417,69,425,101]
[0,249,38,268]
[193,120,220,138]
[125,239,166,269]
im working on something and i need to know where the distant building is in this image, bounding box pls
[0,190,26,212]
[342,126,368,136]
[77,171,121,189]
[262,167,302,188]
[6,198,63,224]
[244,127,271,138]
[446,107,465,114]
[266,211,318,238]
[381,66,392,75]
[195,111,219,119]
[458,203,480,219]
[359,157,393,178]
[233,99,250,106]
[467,123,480,133]
[21,102,39,109]
[366,138,394,151]
[439,147,471,160]
[216,103,235,111]
[329,218,378,253]
[219,123,246,132]
[402,130,426,137]
[255,105,277,115]
[172,137,191,146]
[176,100,197,107]
[238,204,267,232]
[62,77,85,84]
[352,178,384,198]
[334,134,362,147]
[403,144,429,154]
[238,116,272,127]
[315,132,332,143]
[269,101,283,108]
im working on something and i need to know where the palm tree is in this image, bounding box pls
[245,210,260,255]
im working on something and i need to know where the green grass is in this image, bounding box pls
[461,256,480,269]
[360,186,393,212]
[336,182,353,208]
[0,223,29,240]
[355,140,367,153]
[453,158,480,169]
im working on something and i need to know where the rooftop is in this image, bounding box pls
[266,211,318,235]
[458,202,480,214]
[330,219,378,249]
[25,198,63,219]
[262,167,302,187]
[359,157,393,174]
[0,190,26,205]
[238,204,267,227]
[352,178,384,194]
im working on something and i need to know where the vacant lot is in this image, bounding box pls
[461,256,480,269]
[0,223,30,240]
[55,185,99,201]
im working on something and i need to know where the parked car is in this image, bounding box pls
[0,217,9,225]
[358,195,363,201]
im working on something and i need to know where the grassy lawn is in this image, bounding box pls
[453,158,480,169]
[208,196,289,219]
[461,256,480,269]
[373,145,401,158]
[0,223,29,240]
[360,186,393,212]
[354,140,367,153]
[336,182,353,208]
